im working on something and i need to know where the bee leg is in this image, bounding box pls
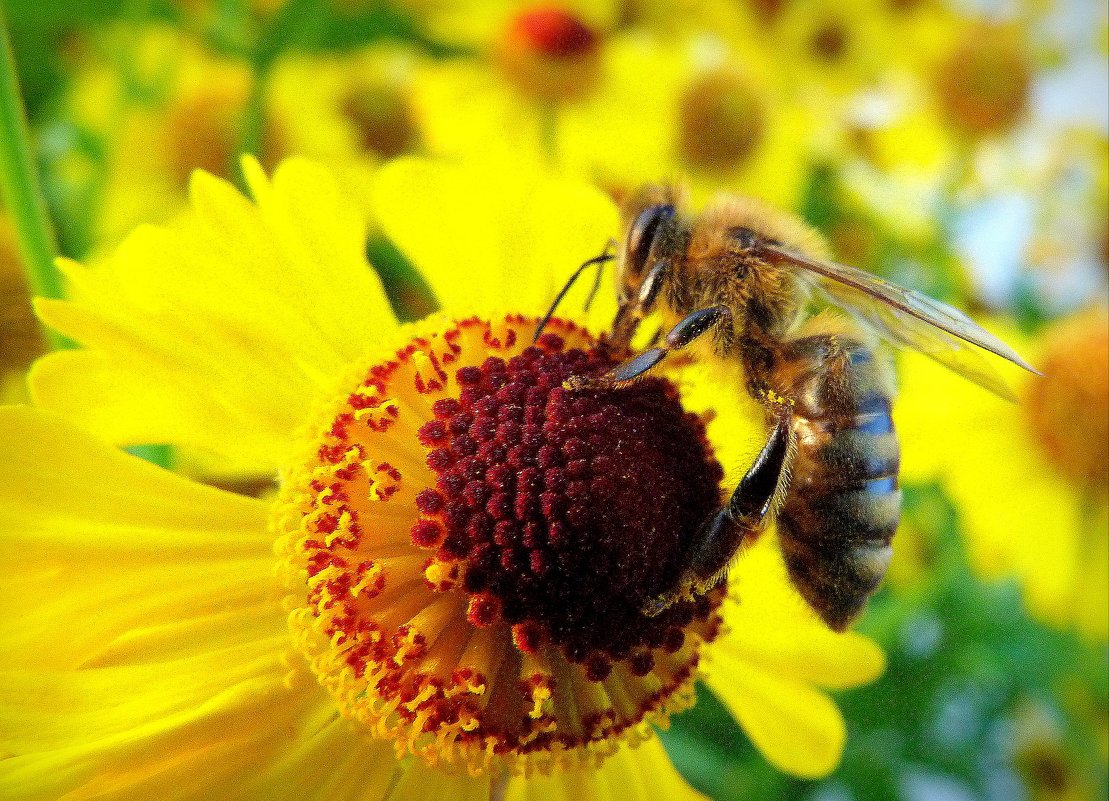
[566,304,732,390]
[643,408,794,616]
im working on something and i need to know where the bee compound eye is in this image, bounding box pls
[732,226,758,250]
[626,203,676,275]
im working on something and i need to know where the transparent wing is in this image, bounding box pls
[760,244,1040,401]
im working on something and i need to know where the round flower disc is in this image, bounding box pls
[276,313,726,774]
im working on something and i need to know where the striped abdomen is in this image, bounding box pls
[773,334,901,631]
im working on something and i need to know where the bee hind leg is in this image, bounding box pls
[643,408,794,615]
[565,304,732,391]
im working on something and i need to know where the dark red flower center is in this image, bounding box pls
[413,329,723,674]
[508,7,599,59]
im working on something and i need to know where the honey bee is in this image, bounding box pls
[538,186,1038,631]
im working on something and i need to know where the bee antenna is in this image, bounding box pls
[534,240,616,343]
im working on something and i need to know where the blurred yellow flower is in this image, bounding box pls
[60,25,274,249]
[1012,697,1105,801]
[1,157,883,798]
[898,309,1109,640]
[559,32,814,211]
[398,0,616,49]
[417,28,814,211]
[413,5,621,167]
[265,44,426,221]
[771,0,895,99]
[931,21,1035,140]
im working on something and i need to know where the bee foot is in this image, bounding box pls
[641,593,675,617]
[563,374,612,392]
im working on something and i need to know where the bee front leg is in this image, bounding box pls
[643,403,794,616]
[566,304,732,391]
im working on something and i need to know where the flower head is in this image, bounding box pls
[497,6,604,102]
[5,156,883,797]
[278,313,727,773]
[898,311,1109,639]
[58,25,271,247]
[933,22,1033,137]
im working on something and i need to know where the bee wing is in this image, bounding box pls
[760,244,1040,401]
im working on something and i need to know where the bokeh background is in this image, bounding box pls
[2,1,1106,799]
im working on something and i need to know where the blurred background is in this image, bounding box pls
[1,1,1106,799]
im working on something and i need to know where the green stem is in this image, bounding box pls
[0,8,62,307]
[234,59,270,187]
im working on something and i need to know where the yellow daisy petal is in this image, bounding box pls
[503,734,708,801]
[386,760,490,801]
[372,157,620,330]
[248,706,403,801]
[31,158,397,467]
[0,406,277,670]
[704,651,848,780]
[0,638,299,801]
[718,536,887,690]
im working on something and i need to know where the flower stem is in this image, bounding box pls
[0,9,62,306]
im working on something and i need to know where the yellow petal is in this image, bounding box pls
[503,735,708,801]
[372,157,621,331]
[247,704,403,801]
[673,360,766,477]
[414,62,548,166]
[31,157,397,467]
[0,637,301,801]
[0,406,277,670]
[702,536,882,778]
[718,536,887,690]
[703,652,848,779]
[386,759,490,801]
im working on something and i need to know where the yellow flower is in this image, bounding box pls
[560,33,813,211]
[397,0,616,50]
[897,310,1109,640]
[930,20,1035,140]
[264,44,426,222]
[59,25,279,249]
[1011,698,1106,801]
[413,4,620,169]
[770,0,897,99]
[417,28,813,211]
[3,157,883,797]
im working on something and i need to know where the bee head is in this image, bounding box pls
[619,202,678,312]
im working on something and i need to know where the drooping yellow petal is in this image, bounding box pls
[372,157,621,331]
[703,653,848,779]
[717,535,887,690]
[702,536,883,778]
[503,735,708,801]
[31,158,398,467]
[0,406,278,670]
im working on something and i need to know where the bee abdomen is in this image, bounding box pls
[777,354,902,631]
